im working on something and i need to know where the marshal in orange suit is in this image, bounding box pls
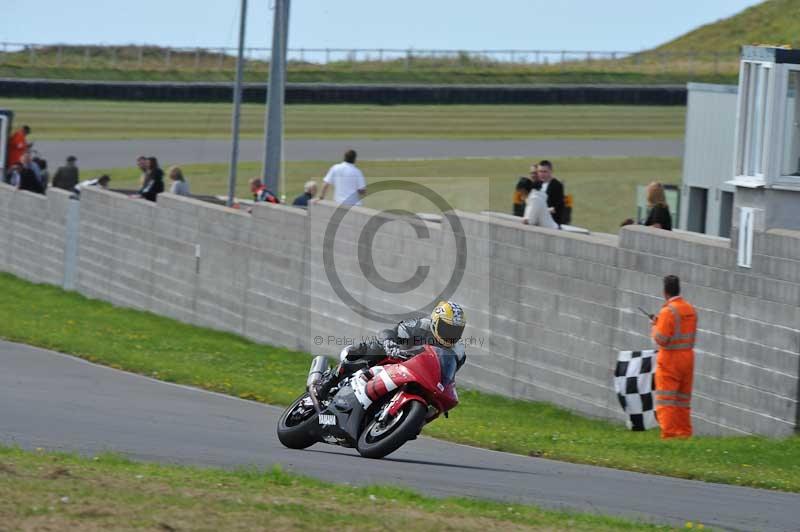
[651,275,697,439]
[7,125,31,167]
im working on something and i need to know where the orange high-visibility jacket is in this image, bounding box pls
[652,296,697,353]
[7,129,28,167]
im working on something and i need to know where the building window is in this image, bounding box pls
[719,191,734,238]
[781,70,800,177]
[737,62,771,179]
[687,187,708,233]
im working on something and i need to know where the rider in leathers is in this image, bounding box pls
[314,301,467,409]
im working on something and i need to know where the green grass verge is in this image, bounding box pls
[0,446,676,531]
[1,273,799,493]
[95,157,682,234]
[0,98,686,140]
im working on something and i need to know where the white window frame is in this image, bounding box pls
[774,64,800,187]
[732,61,773,186]
[0,115,8,170]
[737,207,755,268]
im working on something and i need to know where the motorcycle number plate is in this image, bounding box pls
[318,414,337,426]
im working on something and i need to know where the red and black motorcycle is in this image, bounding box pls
[277,345,460,459]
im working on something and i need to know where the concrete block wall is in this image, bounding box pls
[75,187,310,352]
[1,188,798,436]
[0,183,72,287]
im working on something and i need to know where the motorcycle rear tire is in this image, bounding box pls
[277,393,320,450]
[357,401,426,459]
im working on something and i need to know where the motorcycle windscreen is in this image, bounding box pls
[433,347,459,387]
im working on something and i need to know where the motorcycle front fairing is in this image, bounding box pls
[320,383,366,446]
[383,345,460,418]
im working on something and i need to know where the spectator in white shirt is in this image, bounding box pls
[168,166,191,196]
[74,175,111,196]
[522,181,559,229]
[317,149,366,206]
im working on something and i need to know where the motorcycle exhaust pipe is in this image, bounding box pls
[306,355,329,389]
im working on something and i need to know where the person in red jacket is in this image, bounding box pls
[651,275,697,439]
[7,125,31,167]
[249,177,279,204]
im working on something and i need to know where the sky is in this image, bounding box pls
[2,0,762,52]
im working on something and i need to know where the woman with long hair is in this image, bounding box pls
[138,156,165,202]
[168,166,190,196]
[644,181,672,231]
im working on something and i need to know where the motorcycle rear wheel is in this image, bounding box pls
[357,400,426,459]
[277,393,320,449]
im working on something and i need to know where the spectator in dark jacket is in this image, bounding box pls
[644,181,672,230]
[137,157,164,202]
[17,152,45,194]
[33,157,49,190]
[292,180,317,207]
[17,165,44,195]
[537,160,566,226]
[52,156,80,191]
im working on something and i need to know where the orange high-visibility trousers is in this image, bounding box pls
[652,296,697,439]
[654,350,694,439]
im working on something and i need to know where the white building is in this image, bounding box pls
[679,83,738,237]
[680,46,800,238]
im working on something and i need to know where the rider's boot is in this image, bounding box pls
[312,367,339,399]
[351,370,373,410]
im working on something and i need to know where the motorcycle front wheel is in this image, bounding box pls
[356,400,427,459]
[276,392,320,449]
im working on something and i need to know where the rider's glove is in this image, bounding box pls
[382,339,405,359]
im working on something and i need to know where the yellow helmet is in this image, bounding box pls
[431,301,466,347]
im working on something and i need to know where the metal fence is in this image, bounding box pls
[0,42,741,74]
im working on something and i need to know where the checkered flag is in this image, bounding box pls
[614,350,659,431]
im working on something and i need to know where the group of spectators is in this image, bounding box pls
[130,155,191,202]
[2,124,195,202]
[512,160,568,229]
[5,125,673,235]
[2,125,92,195]
[247,148,366,209]
[3,125,47,194]
[512,160,673,232]
[2,124,359,212]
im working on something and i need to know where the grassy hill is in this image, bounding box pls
[646,0,800,54]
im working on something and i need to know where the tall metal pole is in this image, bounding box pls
[262,0,290,197]
[227,0,248,207]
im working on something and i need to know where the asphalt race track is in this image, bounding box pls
[1,340,797,531]
[36,139,683,169]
